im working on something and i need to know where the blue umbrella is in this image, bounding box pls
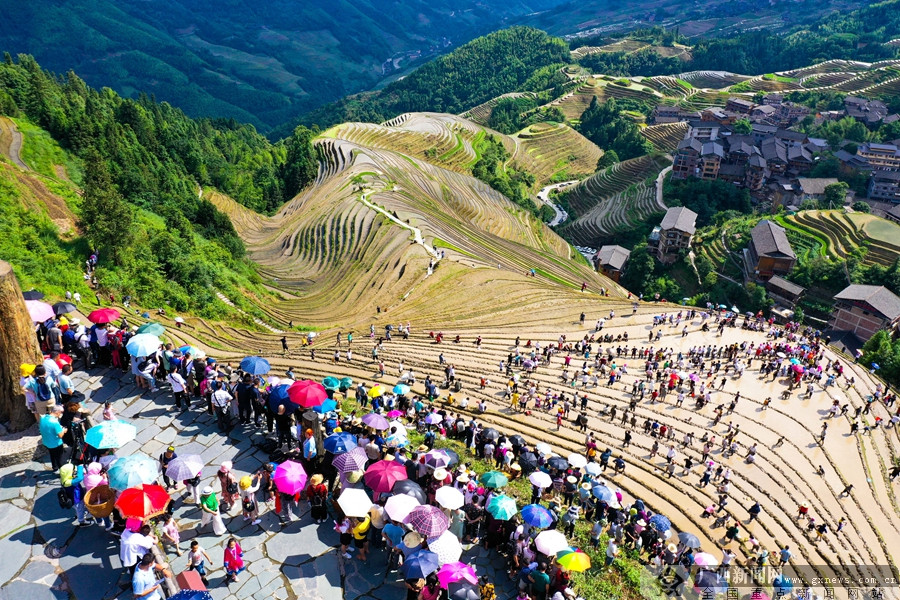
[592,484,615,503]
[240,356,270,375]
[401,549,440,579]
[126,333,161,357]
[267,384,292,412]
[313,399,338,414]
[84,420,137,449]
[107,454,159,491]
[871,363,881,370]
[393,383,410,395]
[649,514,671,532]
[323,376,340,391]
[323,432,357,454]
[773,574,793,596]
[168,592,213,600]
[521,504,554,528]
[694,570,727,594]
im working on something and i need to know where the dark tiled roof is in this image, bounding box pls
[659,207,697,234]
[834,285,900,321]
[751,220,796,259]
[594,245,631,271]
[767,275,805,296]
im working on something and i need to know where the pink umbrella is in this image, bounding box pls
[273,460,308,495]
[689,373,700,382]
[405,504,450,537]
[333,447,368,474]
[437,562,478,589]
[287,380,328,408]
[387,410,404,418]
[26,300,55,322]
[364,460,408,494]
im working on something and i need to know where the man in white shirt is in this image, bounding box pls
[166,370,188,411]
[120,525,157,574]
[211,382,233,432]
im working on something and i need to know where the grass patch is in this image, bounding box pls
[13,118,83,185]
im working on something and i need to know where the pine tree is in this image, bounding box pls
[80,154,134,264]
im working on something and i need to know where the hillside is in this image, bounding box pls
[0,0,570,132]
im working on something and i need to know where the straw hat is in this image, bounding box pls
[457,473,470,483]
[351,417,362,426]
[636,519,647,527]
[667,543,677,553]
[581,482,592,491]
[404,531,423,547]
[310,474,324,486]
[417,444,429,453]
[566,476,578,484]
[434,468,448,481]
[510,463,521,472]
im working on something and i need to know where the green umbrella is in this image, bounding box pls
[480,471,509,489]
[487,494,518,520]
[339,376,353,390]
[137,322,165,336]
[323,376,340,391]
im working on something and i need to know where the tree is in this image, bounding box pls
[80,155,134,264]
[851,200,871,213]
[823,182,849,208]
[280,125,317,202]
[619,243,656,295]
[596,150,619,171]
[732,119,752,134]
[578,98,652,160]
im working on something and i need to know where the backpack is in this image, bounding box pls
[36,378,53,402]
[58,488,74,509]
[310,488,324,507]
[242,497,256,512]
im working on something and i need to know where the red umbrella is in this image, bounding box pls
[88,308,121,324]
[363,459,408,493]
[115,484,170,519]
[287,379,328,408]
[51,353,73,368]
[404,504,450,538]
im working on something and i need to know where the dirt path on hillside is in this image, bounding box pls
[0,117,29,170]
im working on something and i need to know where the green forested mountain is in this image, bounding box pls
[0,54,316,319]
[293,27,571,131]
[0,0,568,133]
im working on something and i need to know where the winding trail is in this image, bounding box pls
[0,116,28,170]
[359,189,440,263]
[655,164,672,210]
[214,290,283,334]
[537,180,578,227]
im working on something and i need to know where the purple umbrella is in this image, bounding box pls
[425,413,443,425]
[405,504,450,538]
[423,450,451,470]
[362,412,390,430]
[332,447,368,474]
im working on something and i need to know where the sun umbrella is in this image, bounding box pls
[427,530,463,564]
[323,432,357,454]
[509,434,526,447]
[519,451,538,472]
[322,376,340,391]
[115,483,170,519]
[535,530,568,556]
[273,460,308,495]
[435,486,465,510]
[441,449,460,468]
[529,471,552,488]
[649,514,671,532]
[240,356,270,375]
[364,460,408,493]
[776,352,787,359]
[167,591,213,600]
[392,479,427,504]
[26,300,55,322]
[401,550,440,579]
[535,442,552,456]
[333,447,368,473]
[693,552,719,568]
[164,455,204,482]
[267,384,292,412]
[387,410,403,418]
[425,413,443,425]
[393,383,410,395]
[437,562,478,589]
[480,428,499,441]
[405,505,450,537]
[178,345,206,359]
[136,322,165,336]
[678,531,702,548]
[480,471,508,489]
[52,301,76,316]
[385,493,420,521]
[385,434,409,448]
[388,420,408,435]
[126,333,161,357]
[288,380,328,408]
[694,570,727,594]
[547,457,568,471]
[567,453,587,469]
[789,357,801,365]
[592,485,615,504]
[448,582,480,600]
[487,494,517,520]
[521,504,553,528]
[88,308,121,324]
[337,488,373,518]
[584,462,601,476]
[362,412,390,430]
[107,454,159,490]
[313,399,338,414]
[556,548,591,572]
[424,450,451,470]
[339,377,353,391]
[84,420,137,449]
[367,385,386,398]
[173,317,185,324]
[22,290,44,300]
[871,362,881,370]
[689,373,700,382]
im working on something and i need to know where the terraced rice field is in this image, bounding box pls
[677,70,751,88]
[514,122,603,185]
[556,154,671,246]
[460,92,536,126]
[785,210,900,267]
[641,76,693,98]
[549,78,607,121]
[780,59,871,79]
[737,75,802,92]
[641,122,689,152]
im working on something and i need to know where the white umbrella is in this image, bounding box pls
[337,488,373,518]
[567,453,587,469]
[267,376,282,386]
[385,493,420,521]
[535,443,552,456]
[427,530,463,564]
[174,317,185,323]
[528,471,552,489]
[388,420,409,437]
[435,486,464,510]
[535,530,568,556]
[584,462,602,476]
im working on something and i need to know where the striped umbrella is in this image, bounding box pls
[332,447,368,473]
[405,505,450,538]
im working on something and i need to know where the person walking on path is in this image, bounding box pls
[223,537,245,583]
[198,487,227,536]
[839,483,853,497]
[40,405,67,471]
[159,446,177,490]
[186,541,212,587]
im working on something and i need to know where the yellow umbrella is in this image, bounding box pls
[556,548,591,572]
[368,385,385,398]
